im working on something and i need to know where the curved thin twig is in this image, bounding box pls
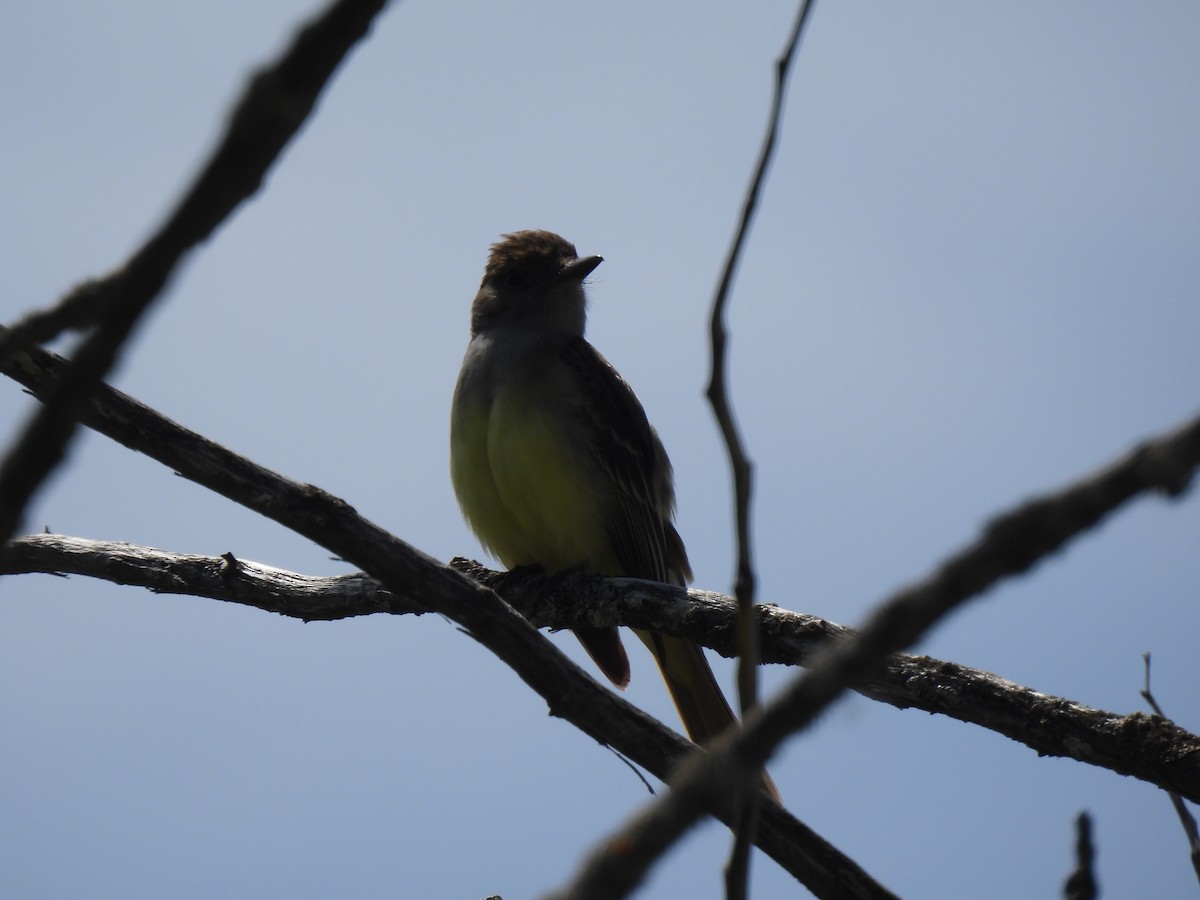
[704,2,818,892]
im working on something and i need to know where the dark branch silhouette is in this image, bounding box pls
[3,3,1196,895]
[547,407,1200,898]
[1063,812,1098,900]
[5,326,1197,896]
[0,333,890,899]
[7,532,1196,806]
[704,2,819,893]
[0,0,389,545]
[7,531,1200,811]
[1141,654,1200,885]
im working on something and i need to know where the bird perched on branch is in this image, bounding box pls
[450,229,777,800]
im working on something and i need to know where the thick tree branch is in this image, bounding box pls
[550,409,1200,898]
[6,325,1198,897]
[0,0,390,545]
[0,334,888,898]
[7,532,1199,807]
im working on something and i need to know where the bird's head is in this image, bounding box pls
[471,230,602,337]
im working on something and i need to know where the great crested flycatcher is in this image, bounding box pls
[451,231,772,790]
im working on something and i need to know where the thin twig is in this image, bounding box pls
[705,2,818,894]
[1063,812,1098,900]
[6,525,1200,804]
[1141,653,1200,886]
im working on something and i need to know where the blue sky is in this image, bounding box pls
[2,2,1199,897]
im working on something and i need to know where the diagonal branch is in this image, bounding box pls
[0,0,390,545]
[6,338,1198,895]
[550,408,1200,898]
[1141,654,1200,885]
[0,331,889,898]
[6,532,1198,805]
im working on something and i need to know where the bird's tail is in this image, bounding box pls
[634,629,781,804]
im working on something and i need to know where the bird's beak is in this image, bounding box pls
[558,255,603,283]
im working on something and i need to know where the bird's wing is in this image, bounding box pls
[560,338,692,586]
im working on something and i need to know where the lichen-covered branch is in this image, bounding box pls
[0,341,885,897]
[6,533,1198,807]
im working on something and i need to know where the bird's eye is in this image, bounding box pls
[501,270,527,289]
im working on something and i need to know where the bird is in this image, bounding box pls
[450,229,776,797]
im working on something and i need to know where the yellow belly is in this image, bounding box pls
[451,384,619,574]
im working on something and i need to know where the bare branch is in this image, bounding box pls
[0,0,389,544]
[705,0,817,721]
[705,4,819,891]
[1141,654,1200,885]
[0,331,888,897]
[550,408,1200,898]
[7,533,1199,807]
[6,335,1199,897]
[1063,812,1098,900]
[0,534,418,619]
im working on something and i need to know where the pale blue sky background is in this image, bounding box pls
[2,2,1199,897]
